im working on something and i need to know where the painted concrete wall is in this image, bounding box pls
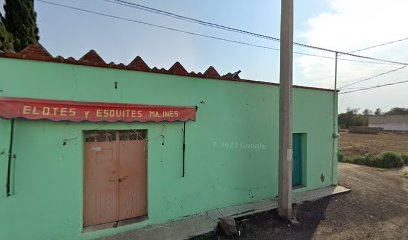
[369,115,408,131]
[0,57,338,240]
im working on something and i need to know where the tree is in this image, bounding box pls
[362,109,373,116]
[374,108,382,115]
[385,107,408,115]
[0,20,13,51]
[347,107,359,115]
[338,108,368,129]
[1,0,39,52]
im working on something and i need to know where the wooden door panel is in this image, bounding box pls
[84,142,118,227]
[118,140,147,220]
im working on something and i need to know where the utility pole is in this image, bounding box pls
[331,52,339,185]
[278,0,293,219]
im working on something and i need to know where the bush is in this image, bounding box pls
[338,150,350,163]
[362,152,381,167]
[378,152,404,168]
[401,154,408,165]
[352,156,366,165]
[340,151,404,168]
[338,151,344,162]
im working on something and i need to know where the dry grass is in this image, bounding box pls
[339,132,408,157]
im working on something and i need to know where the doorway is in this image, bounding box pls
[292,133,303,187]
[83,130,147,227]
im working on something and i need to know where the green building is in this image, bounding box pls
[0,44,338,240]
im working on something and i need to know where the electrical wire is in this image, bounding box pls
[348,37,408,53]
[36,1,279,50]
[339,88,375,100]
[340,79,408,94]
[295,52,394,65]
[103,0,408,66]
[339,66,407,89]
[103,0,282,41]
[37,0,403,66]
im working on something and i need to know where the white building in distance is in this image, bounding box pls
[369,115,408,132]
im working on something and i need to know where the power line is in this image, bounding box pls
[104,0,408,66]
[339,88,376,100]
[37,0,402,66]
[339,66,407,89]
[294,52,394,65]
[36,1,279,50]
[103,0,280,41]
[340,79,408,94]
[301,52,401,65]
[349,37,408,53]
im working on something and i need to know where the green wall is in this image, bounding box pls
[0,57,338,240]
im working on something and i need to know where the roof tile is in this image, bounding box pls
[0,43,335,92]
[20,43,52,58]
[168,62,188,76]
[79,50,106,65]
[204,66,221,78]
[127,56,150,71]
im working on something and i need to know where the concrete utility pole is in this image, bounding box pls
[331,52,339,185]
[278,0,293,219]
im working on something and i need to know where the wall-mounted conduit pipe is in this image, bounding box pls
[6,119,15,197]
[182,122,186,178]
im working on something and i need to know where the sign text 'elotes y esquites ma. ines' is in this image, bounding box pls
[0,97,196,122]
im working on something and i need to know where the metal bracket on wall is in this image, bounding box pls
[6,119,15,197]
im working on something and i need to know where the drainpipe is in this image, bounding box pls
[6,119,15,197]
[182,122,186,178]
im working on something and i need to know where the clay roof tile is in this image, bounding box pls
[79,50,106,65]
[127,56,150,71]
[20,43,52,58]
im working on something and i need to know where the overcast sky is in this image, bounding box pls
[2,0,407,113]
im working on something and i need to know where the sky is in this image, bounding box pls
[1,0,407,113]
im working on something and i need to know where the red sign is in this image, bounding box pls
[0,97,196,123]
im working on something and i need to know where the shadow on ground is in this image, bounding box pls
[192,197,331,240]
[192,163,408,240]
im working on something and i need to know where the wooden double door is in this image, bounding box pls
[83,130,147,227]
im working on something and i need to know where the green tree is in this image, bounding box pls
[374,108,382,115]
[338,108,358,129]
[0,19,13,51]
[1,0,39,52]
[362,109,372,116]
[385,107,408,115]
[338,108,368,129]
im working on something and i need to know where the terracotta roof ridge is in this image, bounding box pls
[0,43,335,92]
[79,50,106,65]
[19,42,52,59]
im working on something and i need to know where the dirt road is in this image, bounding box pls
[195,163,408,240]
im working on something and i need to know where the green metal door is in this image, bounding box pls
[292,133,302,186]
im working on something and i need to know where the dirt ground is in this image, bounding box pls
[339,132,408,157]
[193,163,408,240]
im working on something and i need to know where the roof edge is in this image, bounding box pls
[0,44,335,93]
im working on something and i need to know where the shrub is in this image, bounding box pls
[352,156,366,165]
[379,152,404,168]
[338,151,344,162]
[401,154,408,165]
[362,152,381,167]
[338,150,350,163]
[339,151,405,168]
